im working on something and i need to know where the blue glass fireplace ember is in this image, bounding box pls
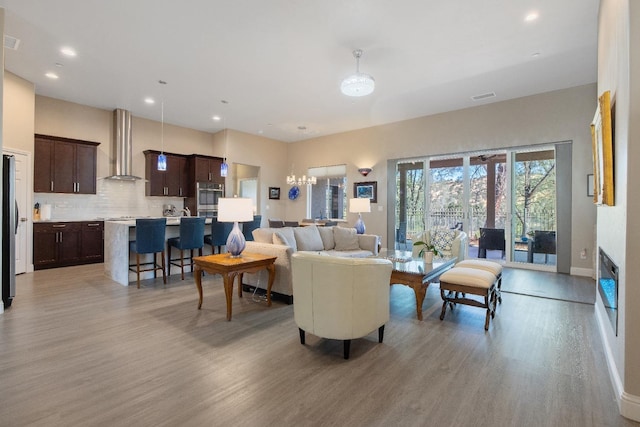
[598,248,618,336]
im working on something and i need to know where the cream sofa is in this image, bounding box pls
[242,225,379,303]
[291,252,393,359]
[411,229,468,261]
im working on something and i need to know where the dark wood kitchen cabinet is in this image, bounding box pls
[190,155,224,185]
[144,151,189,197]
[33,221,104,270]
[80,221,104,262]
[34,134,99,194]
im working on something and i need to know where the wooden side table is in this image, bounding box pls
[193,252,277,321]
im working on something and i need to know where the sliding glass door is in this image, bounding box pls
[510,149,557,266]
[393,147,558,271]
[395,160,426,250]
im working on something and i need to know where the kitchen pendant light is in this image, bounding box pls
[341,49,375,97]
[220,158,228,177]
[157,100,166,171]
[220,117,228,177]
[157,80,167,171]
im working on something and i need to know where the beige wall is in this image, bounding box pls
[5,74,598,274]
[628,2,640,404]
[32,96,288,220]
[35,96,218,180]
[3,72,34,153]
[224,129,288,221]
[288,84,597,272]
[6,73,597,273]
[597,0,640,420]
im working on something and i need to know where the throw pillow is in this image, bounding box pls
[253,227,277,244]
[317,226,335,250]
[294,226,324,251]
[333,227,360,251]
[431,229,456,253]
[272,227,297,251]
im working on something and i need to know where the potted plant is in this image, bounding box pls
[413,240,440,263]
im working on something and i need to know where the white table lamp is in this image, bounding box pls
[349,198,371,234]
[218,197,254,257]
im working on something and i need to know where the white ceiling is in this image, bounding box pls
[0,0,599,142]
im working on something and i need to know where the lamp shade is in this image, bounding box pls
[349,198,371,213]
[218,198,254,222]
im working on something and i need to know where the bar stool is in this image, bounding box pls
[129,218,167,289]
[167,217,206,280]
[242,215,262,242]
[204,219,233,254]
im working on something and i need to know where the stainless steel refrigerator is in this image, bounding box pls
[2,154,17,308]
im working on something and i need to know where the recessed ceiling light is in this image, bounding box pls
[212,115,221,121]
[60,47,76,57]
[144,97,155,104]
[531,52,541,57]
[45,72,59,79]
[525,12,539,22]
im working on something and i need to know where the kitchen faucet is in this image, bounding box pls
[180,207,191,216]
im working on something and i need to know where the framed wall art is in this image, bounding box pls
[268,187,280,200]
[590,90,614,206]
[353,181,377,203]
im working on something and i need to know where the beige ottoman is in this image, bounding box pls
[438,267,497,330]
[456,259,503,303]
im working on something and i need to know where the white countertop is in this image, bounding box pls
[104,217,212,226]
[34,216,208,225]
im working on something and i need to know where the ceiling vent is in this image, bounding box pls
[4,35,20,50]
[471,92,496,101]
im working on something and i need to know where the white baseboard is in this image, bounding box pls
[621,392,640,421]
[570,267,593,277]
[595,303,640,422]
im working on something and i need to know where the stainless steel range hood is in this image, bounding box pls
[104,109,142,180]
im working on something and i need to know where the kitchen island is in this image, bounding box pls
[104,217,213,286]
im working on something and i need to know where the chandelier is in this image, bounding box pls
[287,174,316,186]
[341,49,375,97]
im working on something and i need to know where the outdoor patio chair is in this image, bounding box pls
[478,227,505,259]
[531,230,556,263]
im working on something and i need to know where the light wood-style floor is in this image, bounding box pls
[0,264,636,427]
[502,268,596,304]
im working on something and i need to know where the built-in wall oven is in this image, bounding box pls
[197,182,224,218]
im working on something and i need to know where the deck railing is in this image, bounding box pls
[396,207,555,242]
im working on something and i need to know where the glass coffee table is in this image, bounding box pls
[378,249,456,320]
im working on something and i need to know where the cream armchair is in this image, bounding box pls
[291,252,393,359]
[412,229,468,262]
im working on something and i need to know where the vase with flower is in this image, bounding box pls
[413,240,440,263]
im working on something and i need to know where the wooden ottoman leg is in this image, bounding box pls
[440,287,449,320]
[484,292,491,330]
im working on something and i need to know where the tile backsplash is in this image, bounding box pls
[34,179,185,220]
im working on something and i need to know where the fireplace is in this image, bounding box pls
[598,248,618,336]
